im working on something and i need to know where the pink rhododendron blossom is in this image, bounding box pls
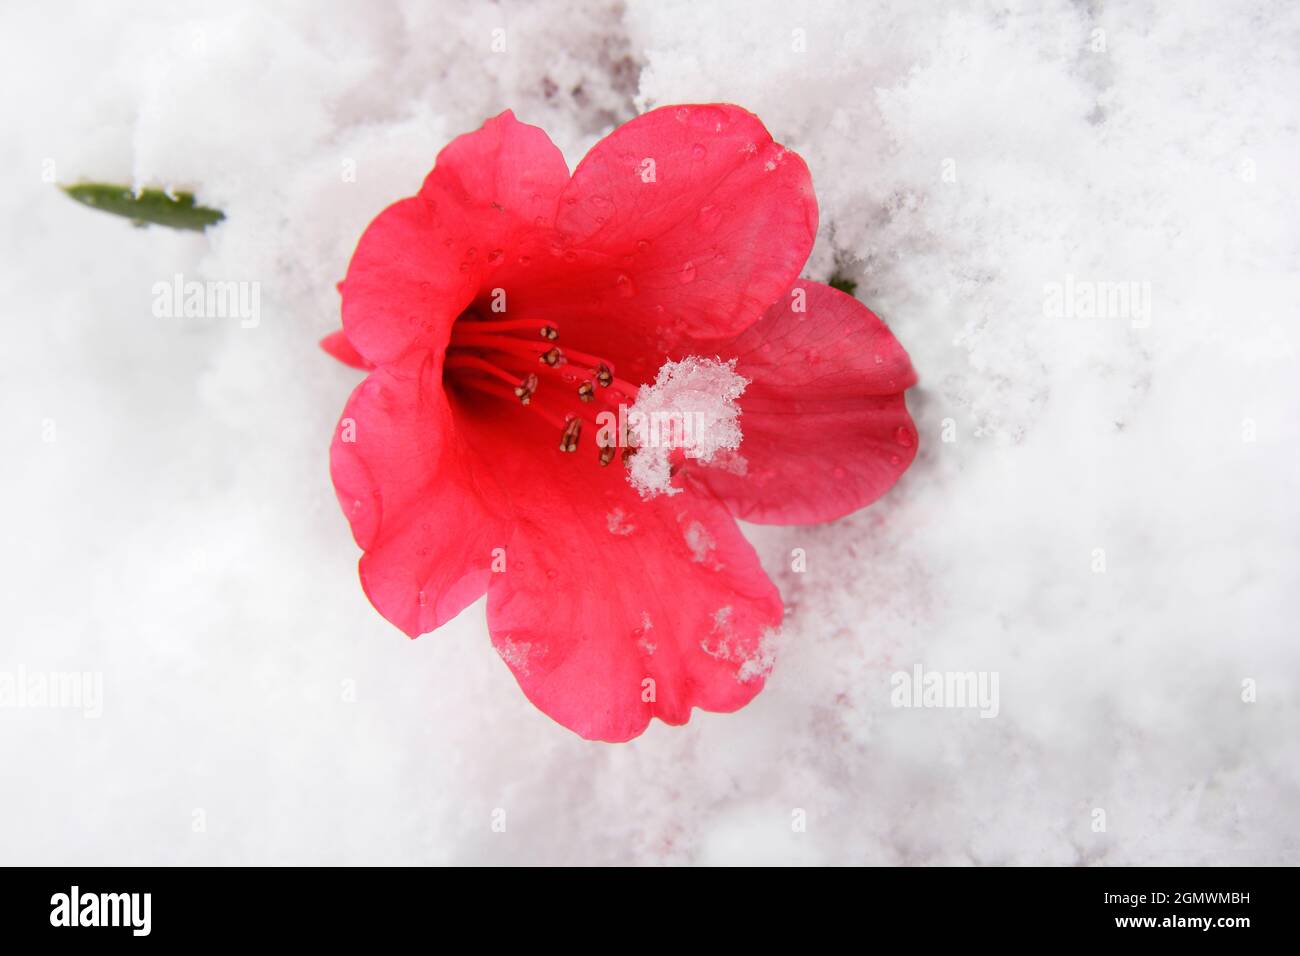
[322,105,918,741]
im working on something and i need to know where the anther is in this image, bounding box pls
[598,445,616,467]
[540,325,558,341]
[560,417,582,452]
[577,381,595,403]
[595,362,613,387]
[513,373,539,405]
[540,347,562,367]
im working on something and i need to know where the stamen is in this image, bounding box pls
[444,354,525,388]
[513,373,539,405]
[443,310,637,466]
[560,417,581,452]
[448,318,559,340]
[448,334,549,363]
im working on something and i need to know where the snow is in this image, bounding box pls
[624,356,748,498]
[1,0,1297,865]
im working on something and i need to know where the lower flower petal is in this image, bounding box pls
[331,351,508,637]
[689,280,919,525]
[472,416,783,742]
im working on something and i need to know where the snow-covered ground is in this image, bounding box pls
[1,0,1296,864]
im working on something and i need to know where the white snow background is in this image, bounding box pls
[1,0,1297,865]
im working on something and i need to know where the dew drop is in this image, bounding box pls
[678,261,697,284]
[545,568,558,580]
[518,255,532,266]
[894,426,915,448]
[486,248,504,265]
[873,354,884,365]
[695,203,722,233]
[691,143,706,160]
[636,238,650,253]
[615,273,636,297]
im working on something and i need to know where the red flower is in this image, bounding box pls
[322,106,917,741]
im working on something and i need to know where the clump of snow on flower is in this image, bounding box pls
[624,356,748,498]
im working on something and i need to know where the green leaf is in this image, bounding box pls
[60,182,225,232]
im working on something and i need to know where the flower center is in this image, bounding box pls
[444,310,639,465]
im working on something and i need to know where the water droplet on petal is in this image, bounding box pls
[691,143,707,160]
[678,261,697,284]
[487,248,504,265]
[636,238,650,253]
[615,273,636,298]
[546,568,558,580]
[894,425,915,448]
[873,354,884,365]
[695,204,722,233]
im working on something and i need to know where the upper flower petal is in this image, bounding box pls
[339,195,475,367]
[484,104,818,380]
[420,108,571,237]
[465,412,783,742]
[342,111,570,367]
[687,280,919,525]
[331,351,509,637]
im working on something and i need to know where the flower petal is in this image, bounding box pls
[331,351,508,637]
[483,104,818,381]
[420,109,571,236]
[688,280,919,525]
[342,111,570,367]
[469,415,783,742]
[320,329,373,370]
[339,195,475,367]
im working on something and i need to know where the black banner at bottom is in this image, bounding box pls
[0,865,1285,943]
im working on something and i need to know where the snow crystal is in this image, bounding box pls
[683,520,717,564]
[624,356,748,498]
[496,637,534,676]
[605,507,635,536]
